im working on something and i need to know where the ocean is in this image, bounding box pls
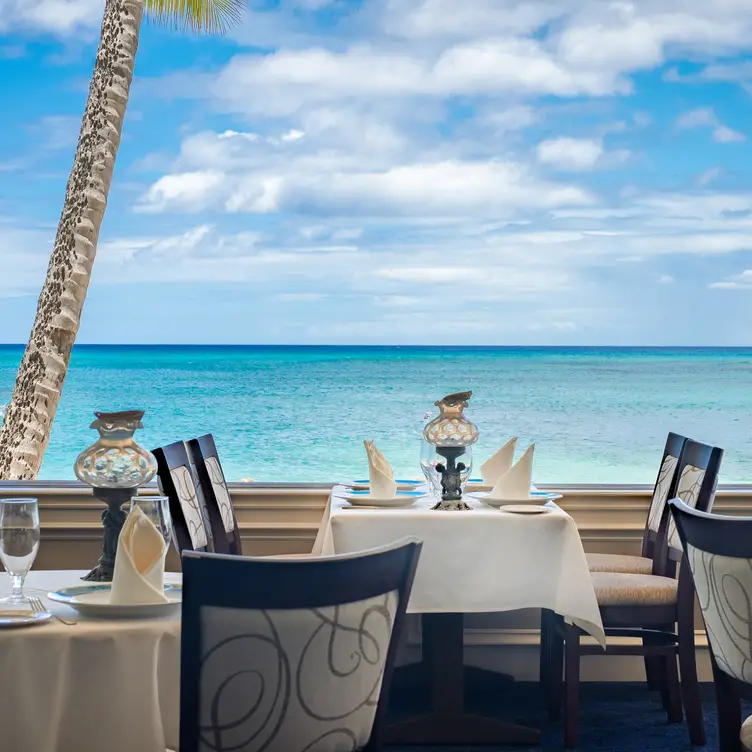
[0,345,750,484]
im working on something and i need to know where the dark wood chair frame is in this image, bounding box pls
[671,499,752,752]
[179,538,422,752]
[540,431,688,706]
[187,433,242,556]
[153,440,212,555]
[550,439,723,748]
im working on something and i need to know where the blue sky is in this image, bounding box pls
[1,0,752,345]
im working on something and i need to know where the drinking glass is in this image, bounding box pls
[0,498,40,604]
[129,496,174,552]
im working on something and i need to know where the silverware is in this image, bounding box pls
[29,596,76,626]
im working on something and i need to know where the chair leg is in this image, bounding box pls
[714,664,742,752]
[678,621,705,745]
[643,651,661,690]
[660,652,683,724]
[547,614,565,722]
[539,608,551,691]
[564,622,581,749]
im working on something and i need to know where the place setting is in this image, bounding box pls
[467,441,561,513]
[340,440,427,508]
[48,495,181,619]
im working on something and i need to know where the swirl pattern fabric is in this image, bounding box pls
[205,456,235,533]
[687,544,752,684]
[666,464,705,554]
[646,454,679,533]
[171,465,209,549]
[197,591,398,751]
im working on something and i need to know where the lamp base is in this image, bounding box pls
[82,488,131,582]
[431,498,472,511]
[434,446,470,510]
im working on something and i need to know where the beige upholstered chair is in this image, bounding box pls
[586,432,686,575]
[549,439,723,748]
[742,718,752,752]
[671,498,752,752]
[179,539,422,752]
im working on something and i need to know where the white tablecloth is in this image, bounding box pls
[313,486,605,645]
[0,570,181,752]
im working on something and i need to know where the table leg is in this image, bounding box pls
[387,613,540,745]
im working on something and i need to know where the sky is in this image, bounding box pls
[1,0,752,345]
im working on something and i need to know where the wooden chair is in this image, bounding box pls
[153,440,213,554]
[187,433,242,556]
[670,498,752,752]
[179,537,422,752]
[540,432,688,696]
[586,431,687,576]
[552,439,723,748]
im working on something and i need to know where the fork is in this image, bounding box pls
[29,596,76,626]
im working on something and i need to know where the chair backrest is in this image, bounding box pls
[153,440,212,554]
[187,434,242,556]
[642,432,687,560]
[670,499,752,686]
[663,439,724,567]
[179,537,422,752]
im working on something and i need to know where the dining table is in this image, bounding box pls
[0,570,181,752]
[312,485,605,746]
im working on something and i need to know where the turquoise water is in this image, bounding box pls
[0,345,750,483]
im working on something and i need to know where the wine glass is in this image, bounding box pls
[129,496,174,551]
[0,498,40,604]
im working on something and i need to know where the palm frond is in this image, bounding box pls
[144,0,247,35]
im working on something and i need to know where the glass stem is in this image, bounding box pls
[11,574,25,602]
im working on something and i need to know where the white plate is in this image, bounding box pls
[48,584,182,619]
[0,609,52,628]
[470,491,561,509]
[500,505,552,514]
[347,479,423,490]
[343,490,424,508]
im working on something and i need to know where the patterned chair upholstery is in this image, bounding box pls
[153,440,213,554]
[742,717,752,752]
[187,434,243,556]
[671,498,752,752]
[586,432,686,575]
[179,538,422,752]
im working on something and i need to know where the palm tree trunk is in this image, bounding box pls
[0,0,144,480]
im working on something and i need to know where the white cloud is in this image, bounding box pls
[536,137,603,171]
[696,167,722,186]
[137,129,593,217]
[710,270,752,290]
[676,107,745,143]
[713,125,745,143]
[0,0,103,34]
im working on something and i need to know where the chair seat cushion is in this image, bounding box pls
[591,572,678,607]
[742,716,752,752]
[586,552,653,575]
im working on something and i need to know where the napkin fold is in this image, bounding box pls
[109,506,169,605]
[364,440,398,500]
[480,437,517,485]
[487,443,535,501]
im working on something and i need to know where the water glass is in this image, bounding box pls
[0,498,40,604]
[130,496,174,551]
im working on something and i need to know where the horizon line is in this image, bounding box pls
[1,343,750,349]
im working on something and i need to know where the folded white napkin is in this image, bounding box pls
[480,437,517,485]
[109,506,168,605]
[487,443,535,501]
[364,440,398,499]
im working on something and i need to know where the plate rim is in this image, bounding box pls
[48,583,182,608]
[0,610,52,626]
[499,504,552,514]
[469,491,562,502]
